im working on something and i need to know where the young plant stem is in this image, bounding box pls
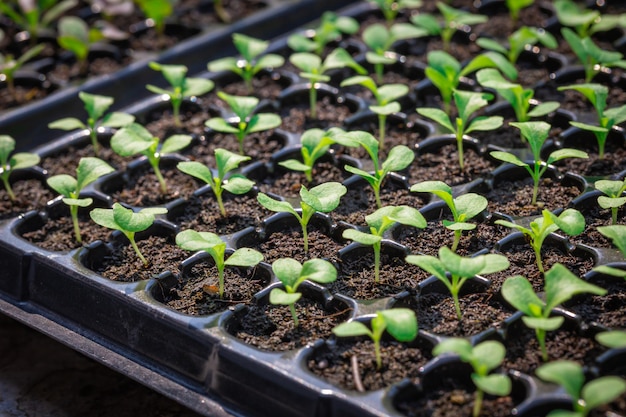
[533,243,544,274]
[451,286,462,321]
[215,187,227,217]
[612,207,618,225]
[236,127,246,155]
[537,328,548,361]
[2,177,15,201]
[70,205,82,243]
[128,234,148,266]
[148,154,167,193]
[373,240,381,283]
[451,230,462,253]
[374,186,382,209]
[375,64,384,84]
[310,84,317,119]
[374,338,382,369]
[456,131,464,170]
[378,114,387,151]
[88,125,100,155]
[172,89,182,127]
[290,304,299,327]
[217,262,226,298]
[302,223,309,253]
[473,389,484,417]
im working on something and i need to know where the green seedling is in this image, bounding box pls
[596,330,626,349]
[89,0,134,20]
[57,16,105,76]
[340,75,408,150]
[417,89,503,170]
[0,44,45,100]
[48,91,134,156]
[424,50,516,114]
[90,203,167,266]
[205,91,281,155]
[594,224,626,278]
[47,157,114,243]
[277,127,357,183]
[332,308,417,369]
[555,0,626,39]
[536,360,626,417]
[557,83,626,160]
[177,149,254,217]
[208,33,285,94]
[489,121,588,206]
[110,122,192,194]
[287,11,359,55]
[502,263,606,361]
[289,48,366,119]
[476,69,560,131]
[213,0,230,23]
[342,131,414,209]
[0,135,40,202]
[257,182,347,253]
[477,26,557,64]
[595,179,626,225]
[134,0,173,41]
[0,0,78,43]
[496,209,585,274]
[342,205,426,283]
[406,247,509,320]
[369,0,422,26]
[434,339,511,417]
[410,181,487,253]
[362,22,427,83]
[269,257,337,327]
[505,0,534,27]
[175,230,263,298]
[146,62,214,127]
[561,28,626,83]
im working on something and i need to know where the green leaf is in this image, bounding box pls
[62,197,92,207]
[370,102,400,116]
[536,360,585,401]
[101,112,135,128]
[522,316,565,331]
[597,225,626,257]
[474,340,507,373]
[177,161,214,185]
[546,148,588,165]
[595,330,626,349]
[501,275,544,317]
[113,204,161,233]
[551,209,586,236]
[10,153,40,170]
[233,33,268,62]
[183,77,214,98]
[175,229,223,252]
[278,159,310,173]
[248,113,281,133]
[439,246,486,278]
[207,57,238,73]
[528,101,560,118]
[381,308,417,342]
[300,182,347,212]
[222,175,254,195]
[473,374,511,396]
[272,258,303,289]
[544,263,607,312]
[382,145,414,173]
[79,91,113,121]
[300,258,337,284]
[161,134,192,154]
[205,118,240,134]
[224,248,263,267]
[405,254,446,281]
[47,174,77,198]
[269,287,301,306]
[433,338,473,361]
[149,62,186,89]
[257,193,297,216]
[455,193,487,221]
[343,228,382,245]
[289,52,322,74]
[332,320,372,338]
[377,84,409,104]
[110,123,154,156]
[490,151,526,167]
[582,376,626,410]
[48,117,86,131]
[75,157,114,191]
[417,107,453,132]
[466,116,503,134]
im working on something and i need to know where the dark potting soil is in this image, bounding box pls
[0,84,52,111]
[46,56,130,84]
[143,101,218,138]
[572,203,624,249]
[215,72,290,101]
[472,116,564,150]
[176,0,267,28]
[279,95,354,132]
[20,213,111,252]
[257,162,352,200]
[127,28,198,53]
[40,142,129,176]
[230,297,352,352]
[190,130,285,165]
[307,339,431,391]
[555,147,626,178]
[0,179,55,221]
[565,276,626,330]
[534,77,626,115]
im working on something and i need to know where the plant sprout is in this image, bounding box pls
[561,28,626,83]
[490,121,588,205]
[110,122,192,194]
[496,209,585,274]
[0,135,41,202]
[594,225,626,278]
[175,230,263,298]
[502,263,606,361]
[257,182,347,253]
[269,257,337,327]
[476,26,557,65]
[342,131,414,209]
[177,149,254,217]
[289,48,366,119]
[48,91,135,156]
[287,11,359,55]
[406,247,509,320]
[342,205,426,283]
[557,83,626,160]
[595,179,626,225]
[410,181,487,253]
[505,0,534,28]
[134,0,173,42]
[433,338,511,417]
[208,33,285,94]
[417,89,503,170]
[90,203,168,266]
[554,0,626,39]
[340,75,408,150]
[332,308,417,369]
[0,44,45,100]
[205,91,281,155]
[0,0,78,43]
[369,0,422,26]
[57,16,105,76]
[146,62,215,127]
[536,360,626,417]
[47,157,114,243]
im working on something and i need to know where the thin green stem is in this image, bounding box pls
[451,284,462,321]
[70,204,82,243]
[172,93,182,127]
[375,63,384,84]
[612,207,618,225]
[150,157,167,194]
[374,339,382,369]
[2,176,15,201]
[217,262,225,299]
[378,114,387,151]
[310,84,317,119]
[374,184,382,209]
[215,187,226,217]
[597,132,607,160]
[457,131,465,170]
[473,388,484,417]
[129,235,148,266]
[451,230,461,253]
[373,241,381,283]
[537,328,548,361]
[290,303,299,327]
[531,175,539,205]
[89,127,100,156]
[533,243,544,274]
[302,222,309,253]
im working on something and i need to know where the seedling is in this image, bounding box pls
[135,0,173,42]
[0,44,45,100]
[424,50,516,114]
[340,75,409,150]
[177,149,254,216]
[410,3,487,52]
[561,28,626,83]
[57,16,105,76]
[175,230,263,298]
[536,360,626,417]
[476,26,557,65]
[369,0,422,26]
[257,182,347,252]
[476,69,560,130]
[90,203,168,266]
[595,179,626,225]
[596,330,626,349]
[406,247,509,320]
[289,48,366,119]
[557,83,626,160]
[287,11,359,55]
[47,157,114,243]
[213,0,229,23]
[0,0,78,43]
[269,257,337,327]
[496,209,585,274]
[48,91,135,156]
[410,181,487,253]
[277,127,358,183]
[205,91,281,155]
[89,0,134,20]
[208,33,285,94]
[341,131,414,209]
[146,62,215,127]
[110,123,192,194]
[489,121,588,206]
[505,0,534,27]
[332,308,417,369]
[0,135,41,202]
[554,0,626,39]
[594,225,626,278]
[417,89,503,170]
[433,338,511,417]
[342,205,426,283]
[362,22,427,83]
[502,263,606,361]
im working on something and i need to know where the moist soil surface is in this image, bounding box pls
[20,213,111,252]
[279,94,355,132]
[0,179,55,221]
